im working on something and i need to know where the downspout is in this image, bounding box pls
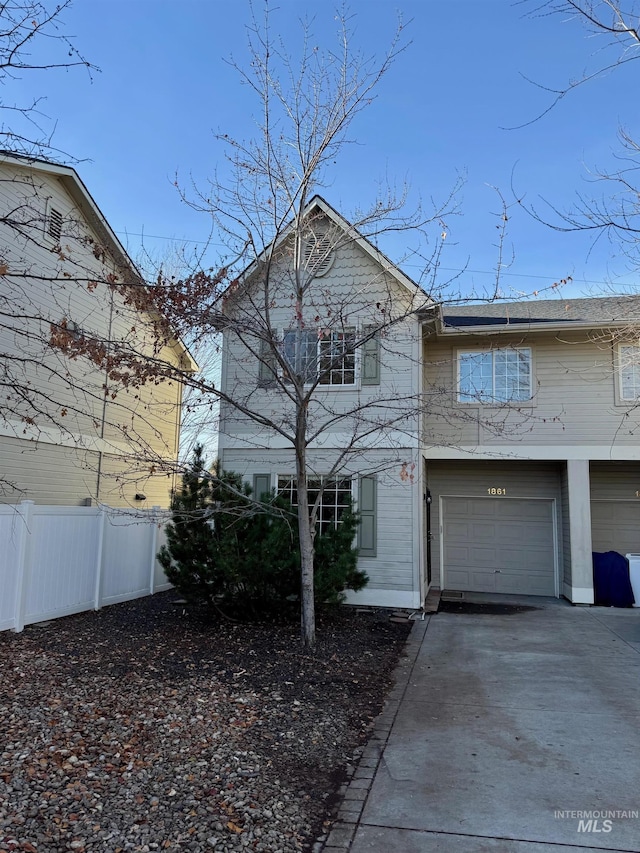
[95,282,115,503]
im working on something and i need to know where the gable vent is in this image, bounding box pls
[48,207,63,242]
[303,232,334,278]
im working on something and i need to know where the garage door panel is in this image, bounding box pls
[443,497,556,596]
[469,523,497,541]
[591,501,640,555]
[497,572,553,596]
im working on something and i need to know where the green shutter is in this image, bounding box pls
[258,338,277,384]
[253,473,271,501]
[361,326,380,385]
[358,475,377,557]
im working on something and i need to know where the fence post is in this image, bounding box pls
[13,500,34,633]
[94,507,107,611]
[149,506,160,595]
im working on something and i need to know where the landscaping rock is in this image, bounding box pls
[0,592,409,852]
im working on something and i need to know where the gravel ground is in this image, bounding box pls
[0,593,410,853]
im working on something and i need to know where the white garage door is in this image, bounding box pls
[591,501,640,555]
[442,497,556,596]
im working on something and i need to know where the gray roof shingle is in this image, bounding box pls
[442,295,640,328]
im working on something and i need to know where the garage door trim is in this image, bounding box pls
[439,494,559,597]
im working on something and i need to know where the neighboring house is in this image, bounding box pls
[0,153,194,507]
[217,200,640,609]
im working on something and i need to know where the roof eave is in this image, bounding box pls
[437,319,640,336]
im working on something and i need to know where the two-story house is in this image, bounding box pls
[424,298,640,607]
[217,196,429,610]
[0,152,194,507]
[217,198,640,608]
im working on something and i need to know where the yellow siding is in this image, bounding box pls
[0,161,182,506]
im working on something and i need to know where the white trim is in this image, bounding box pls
[439,494,559,598]
[438,319,640,336]
[617,343,640,402]
[275,472,357,526]
[414,325,425,606]
[456,345,533,404]
[343,587,420,609]
[282,326,358,390]
[567,586,595,605]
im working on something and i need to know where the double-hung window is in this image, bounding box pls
[318,330,356,385]
[283,329,318,384]
[458,347,532,403]
[619,345,640,400]
[277,475,353,535]
[283,327,356,386]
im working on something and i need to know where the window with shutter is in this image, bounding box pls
[258,338,277,384]
[277,475,353,535]
[361,327,380,386]
[253,473,271,501]
[358,476,377,557]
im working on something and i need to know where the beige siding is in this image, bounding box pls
[589,461,640,500]
[590,461,640,555]
[425,460,564,587]
[424,331,638,449]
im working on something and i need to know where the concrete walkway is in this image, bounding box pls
[323,597,640,853]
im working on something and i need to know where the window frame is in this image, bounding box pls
[618,343,640,402]
[456,346,533,405]
[276,474,355,536]
[281,326,357,388]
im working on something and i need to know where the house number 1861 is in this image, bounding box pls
[487,488,507,495]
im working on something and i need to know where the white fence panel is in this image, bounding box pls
[24,507,102,627]
[154,525,172,592]
[0,502,171,632]
[101,510,155,605]
[0,507,24,630]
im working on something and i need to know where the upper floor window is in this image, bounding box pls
[458,347,532,403]
[283,328,356,386]
[619,345,640,400]
[319,330,356,385]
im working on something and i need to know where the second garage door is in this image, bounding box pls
[591,501,640,555]
[442,497,556,596]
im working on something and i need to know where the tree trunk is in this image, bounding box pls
[295,423,316,649]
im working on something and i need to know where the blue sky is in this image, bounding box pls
[12,0,638,300]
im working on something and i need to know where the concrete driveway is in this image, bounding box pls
[324,597,640,853]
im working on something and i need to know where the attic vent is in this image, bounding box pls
[303,232,334,278]
[48,207,63,242]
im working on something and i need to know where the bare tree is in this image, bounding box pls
[135,241,221,463]
[520,1,640,273]
[0,0,95,160]
[47,4,467,647]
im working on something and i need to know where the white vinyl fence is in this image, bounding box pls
[0,501,171,632]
